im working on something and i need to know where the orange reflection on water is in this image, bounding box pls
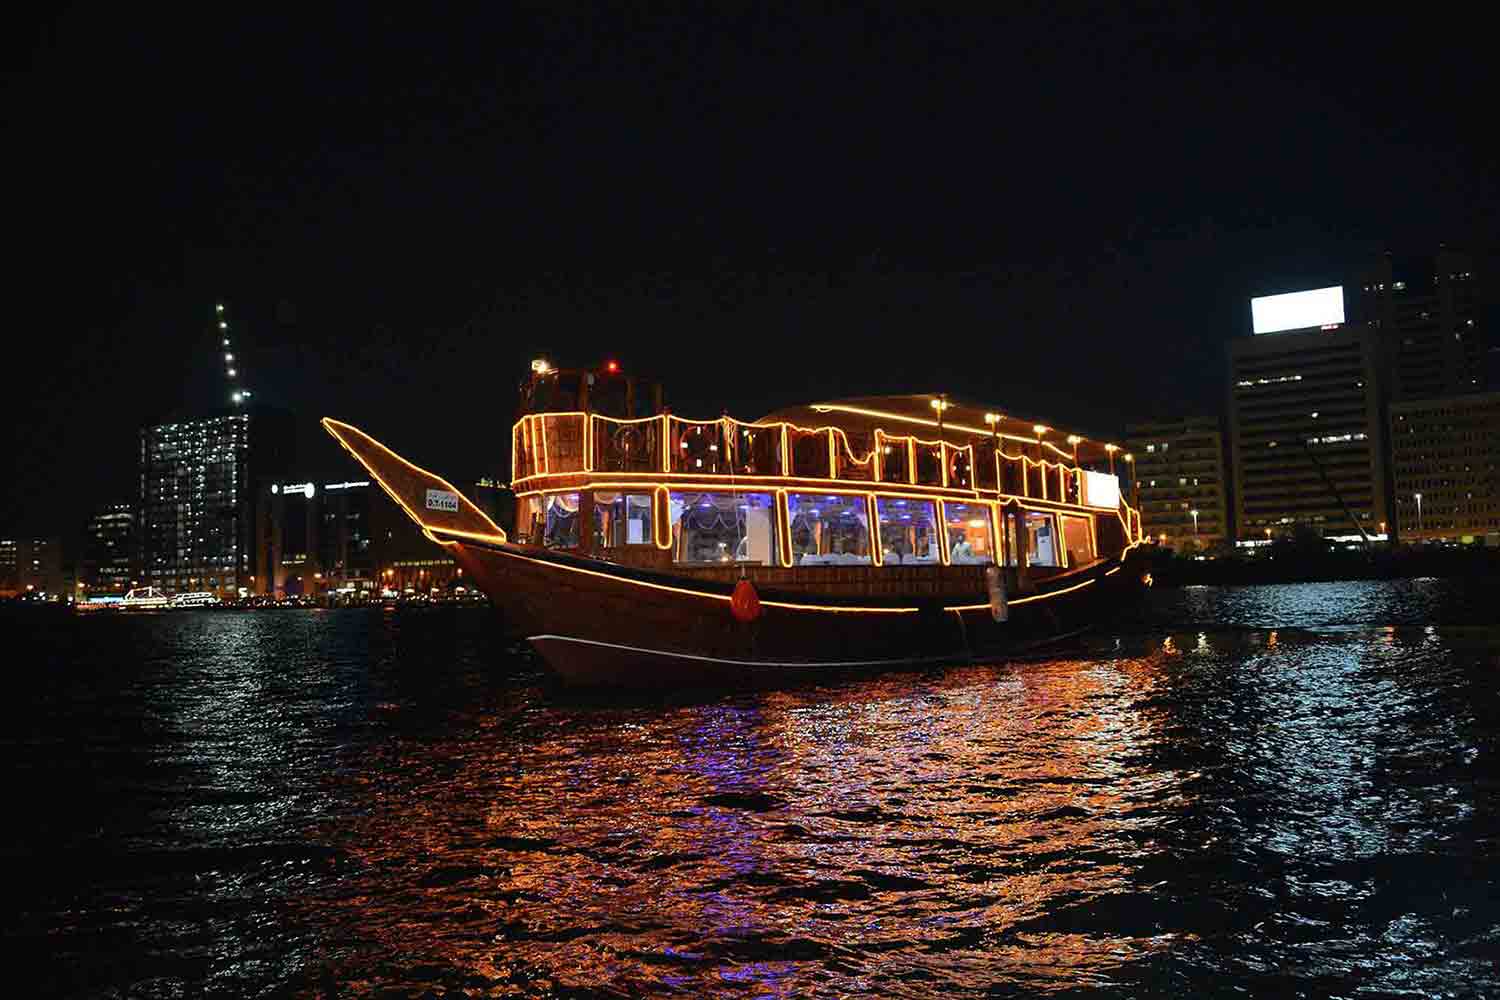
[300,651,1185,995]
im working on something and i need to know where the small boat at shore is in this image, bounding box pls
[323,363,1149,686]
[122,586,171,611]
[77,588,220,612]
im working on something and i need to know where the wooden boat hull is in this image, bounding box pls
[444,538,1145,686]
[321,415,1150,687]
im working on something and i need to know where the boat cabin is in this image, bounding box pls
[510,362,1142,588]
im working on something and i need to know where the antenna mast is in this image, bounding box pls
[216,302,253,406]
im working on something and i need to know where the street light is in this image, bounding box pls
[1190,508,1200,535]
[1414,492,1423,539]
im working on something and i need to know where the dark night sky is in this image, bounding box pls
[4,6,1496,541]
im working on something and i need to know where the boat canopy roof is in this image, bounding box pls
[762,395,1122,463]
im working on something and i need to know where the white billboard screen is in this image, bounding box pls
[1081,470,1120,509]
[1250,286,1344,334]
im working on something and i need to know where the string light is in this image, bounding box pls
[811,403,1076,459]
[321,418,508,545]
[319,414,1139,613]
[499,402,1145,561]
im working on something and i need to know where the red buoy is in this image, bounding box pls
[730,578,762,623]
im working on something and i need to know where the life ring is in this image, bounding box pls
[679,425,718,470]
[949,450,971,487]
[613,426,642,463]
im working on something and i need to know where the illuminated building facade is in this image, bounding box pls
[0,537,63,598]
[138,407,294,596]
[82,503,137,592]
[0,539,17,597]
[1355,249,1487,401]
[257,477,456,597]
[1125,416,1228,551]
[1388,391,1500,544]
[1228,307,1389,543]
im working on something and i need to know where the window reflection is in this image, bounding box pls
[943,501,994,564]
[876,497,940,565]
[544,493,580,548]
[878,437,910,484]
[1024,510,1061,566]
[1060,515,1094,566]
[787,493,872,565]
[669,492,775,565]
[594,493,652,549]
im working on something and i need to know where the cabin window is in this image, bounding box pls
[788,427,832,478]
[834,430,876,481]
[1061,514,1094,566]
[593,492,652,548]
[787,493,872,565]
[520,496,543,543]
[876,497,941,565]
[1000,455,1024,495]
[1025,463,1048,498]
[914,441,943,486]
[1024,510,1061,567]
[669,491,775,565]
[729,425,783,477]
[943,501,994,564]
[543,493,580,548]
[878,436,910,484]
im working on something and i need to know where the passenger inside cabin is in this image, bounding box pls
[950,533,974,563]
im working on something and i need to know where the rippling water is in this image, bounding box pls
[8,579,1500,997]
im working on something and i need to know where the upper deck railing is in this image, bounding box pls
[512,410,1139,529]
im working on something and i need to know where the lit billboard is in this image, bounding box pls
[1080,469,1120,509]
[1250,285,1344,334]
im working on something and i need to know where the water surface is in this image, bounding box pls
[7,579,1499,997]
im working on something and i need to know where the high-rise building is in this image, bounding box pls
[1125,416,1229,551]
[0,537,64,598]
[0,538,17,596]
[1229,287,1389,544]
[82,503,137,592]
[1388,391,1500,544]
[1354,249,1487,401]
[256,475,455,597]
[138,407,294,596]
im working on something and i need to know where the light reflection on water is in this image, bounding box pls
[7,578,1499,997]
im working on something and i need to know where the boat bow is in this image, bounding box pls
[321,417,507,545]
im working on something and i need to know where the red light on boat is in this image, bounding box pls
[606,360,620,373]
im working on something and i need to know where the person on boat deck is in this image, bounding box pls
[950,534,974,563]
